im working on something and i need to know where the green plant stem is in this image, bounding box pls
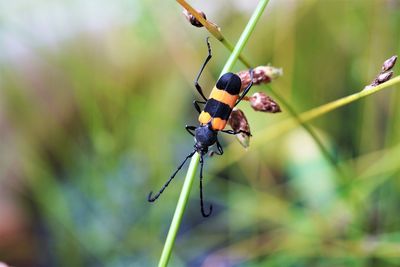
[216,76,400,170]
[294,77,400,127]
[158,152,200,267]
[220,39,252,67]
[157,1,270,266]
[220,0,270,75]
[176,0,343,180]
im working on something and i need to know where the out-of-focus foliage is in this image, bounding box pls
[1,0,400,266]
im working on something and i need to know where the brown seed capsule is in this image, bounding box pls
[365,55,397,89]
[382,55,397,72]
[377,71,393,84]
[245,92,281,113]
[237,65,283,92]
[228,108,251,148]
[182,9,206,28]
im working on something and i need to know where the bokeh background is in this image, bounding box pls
[1,0,400,266]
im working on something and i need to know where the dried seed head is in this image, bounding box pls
[237,65,283,91]
[228,108,251,148]
[247,92,281,113]
[182,9,206,28]
[382,55,397,72]
[365,55,397,89]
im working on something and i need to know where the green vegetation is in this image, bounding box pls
[1,1,400,267]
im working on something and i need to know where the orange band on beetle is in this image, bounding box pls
[208,88,238,108]
[211,117,227,131]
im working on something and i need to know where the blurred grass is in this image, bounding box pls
[1,0,400,266]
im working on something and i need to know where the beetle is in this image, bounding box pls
[148,38,254,217]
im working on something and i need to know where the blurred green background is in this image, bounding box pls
[1,0,400,266]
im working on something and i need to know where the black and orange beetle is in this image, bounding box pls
[148,38,254,217]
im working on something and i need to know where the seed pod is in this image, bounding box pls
[228,108,251,148]
[246,92,281,113]
[382,55,397,72]
[237,65,283,92]
[182,9,206,28]
[377,71,393,84]
[366,55,397,89]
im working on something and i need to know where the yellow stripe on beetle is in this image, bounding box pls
[198,112,228,130]
[198,111,212,125]
[208,87,239,108]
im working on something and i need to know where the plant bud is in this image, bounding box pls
[382,55,397,72]
[182,9,206,28]
[246,92,281,113]
[366,55,397,89]
[237,65,283,92]
[377,71,393,84]
[228,108,251,148]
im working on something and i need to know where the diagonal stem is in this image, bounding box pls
[215,76,400,171]
[157,1,270,266]
[177,0,343,180]
[158,152,200,267]
[176,0,252,67]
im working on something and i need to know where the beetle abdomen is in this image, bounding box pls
[198,97,234,130]
[198,73,242,131]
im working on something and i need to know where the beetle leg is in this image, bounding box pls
[194,37,212,101]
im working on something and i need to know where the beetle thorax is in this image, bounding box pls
[194,125,218,154]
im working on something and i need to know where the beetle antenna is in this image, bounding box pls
[148,150,196,202]
[199,155,213,217]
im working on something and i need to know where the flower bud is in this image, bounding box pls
[382,55,397,72]
[228,108,251,148]
[182,9,206,28]
[377,71,393,84]
[237,65,283,92]
[246,92,281,113]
